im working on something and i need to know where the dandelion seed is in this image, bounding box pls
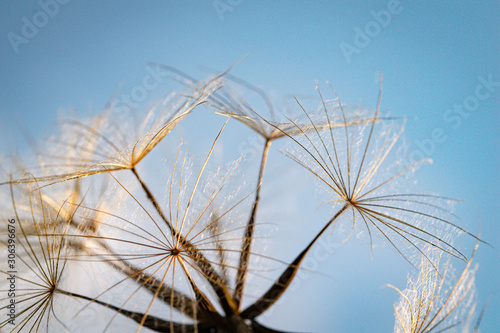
[272,78,479,267]
[1,76,220,188]
[0,178,91,332]
[388,239,478,333]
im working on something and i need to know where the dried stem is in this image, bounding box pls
[242,203,349,319]
[234,138,271,309]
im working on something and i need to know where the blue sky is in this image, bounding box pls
[0,1,499,332]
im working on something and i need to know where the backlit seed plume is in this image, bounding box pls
[273,79,479,267]
[0,178,80,332]
[388,241,478,333]
[1,74,221,187]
